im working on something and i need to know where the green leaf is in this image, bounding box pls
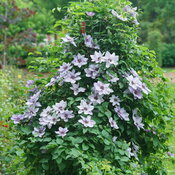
[20,125,32,135]
[82,143,89,151]
[56,138,64,145]
[105,111,112,117]
[102,130,109,138]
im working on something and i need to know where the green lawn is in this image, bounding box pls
[162,67,175,73]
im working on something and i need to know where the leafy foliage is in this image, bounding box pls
[12,0,173,174]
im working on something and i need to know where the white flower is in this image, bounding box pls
[109,118,119,129]
[78,116,96,127]
[61,35,77,47]
[103,51,119,68]
[94,81,113,95]
[115,106,129,121]
[72,53,88,68]
[85,64,100,79]
[78,100,94,115]
[59,110,74,122]
[88,93,104,104]
[64,70,81,84]
[109,95,121,106]
[55,127,69,137]
[111,10,127,21]
[132,109,144,130]
[90,51,104,63]
[70,83,85,95]
[52,100,67,113]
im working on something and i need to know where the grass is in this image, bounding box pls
[0,66,36,175]
[162,67,175,73]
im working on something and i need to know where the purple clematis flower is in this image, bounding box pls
[86,12,95,17]
[70,83,85,96]
[32,127,46,137]
[55,127,69,137]
[72,53,88,68]
[115,106,129,121]
[78,115,96,127]
[94,81,113,95]
[61,35,77,47]
[132,108,144,130]
[25,80,34,88]
[78,99,94,115]
[109,118,119,129]
[11,114,24,124]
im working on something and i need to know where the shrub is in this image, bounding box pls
[11,0,173,174]
[147,30,163,67]
[162,43,175,67]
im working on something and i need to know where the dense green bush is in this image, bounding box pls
[162,44,175,67]
[11,0,173,174]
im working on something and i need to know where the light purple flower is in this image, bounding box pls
[59,110,74,122]
[167,152,175,157]
[86,12,95,16]
[64,70,81,84]
[88,93,104,104]
[70,83,85,95]
[40,106,52,118]
[90,51,104,63]
[127,147,135,158]
[25,80,34,88]
[61,35,77,47]
[103,51,119,68]
[85,64,100,79]
[84,34,100,50]
[107,72,119,83]
[32,127,46,137]
[11,114,24,124]
[26,90,41,107]
[109,118,119,129]
[39,106,60,129]
[126,75,142,90]
[58,63,72,74]
[55,127,69,137]
[52,100,67,113]
[72,53,88,68]
[78,100,94,115]
[123,5,138,18]
[109,95,121,106]
[94,81,113,95]
[129,87,143,99]
[111,10,127,21]
[25,107,39,119]
[132,109,144,130]
[46,76,59,87]
[141,83,151,95]
[115,106,129,121]
[123,5,139,25]
[78,116,96,127]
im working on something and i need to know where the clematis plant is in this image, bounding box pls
[11,0,173,174]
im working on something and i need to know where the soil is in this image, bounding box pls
[164,72,175,83]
